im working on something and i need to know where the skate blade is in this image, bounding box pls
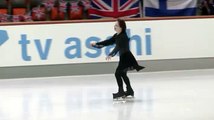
[113,97,126,104]
[113,100,126,104]
[124,96,134,102]
[125,96,134,99]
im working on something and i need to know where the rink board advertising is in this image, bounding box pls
[0,18,214,67]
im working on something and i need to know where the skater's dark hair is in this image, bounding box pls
[117,18,126,33]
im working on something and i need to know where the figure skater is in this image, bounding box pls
[91,19,145,99]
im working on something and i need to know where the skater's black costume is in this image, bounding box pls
[92,19,144,99]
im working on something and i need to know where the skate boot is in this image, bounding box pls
[125,90,134,97]
[113,91,125,100]
[125,87,134,98]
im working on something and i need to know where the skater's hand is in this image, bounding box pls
[90,42,96,47]
[106,56,112,61]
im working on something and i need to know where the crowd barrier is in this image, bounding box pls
[1,16,214,79]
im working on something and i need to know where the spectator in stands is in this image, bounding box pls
[200,0,214,15]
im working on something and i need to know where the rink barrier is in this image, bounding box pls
[1,16,214,79]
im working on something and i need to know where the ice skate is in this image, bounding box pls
[124,88,135,101]
[112,91,126,103]
[125,90,134,97]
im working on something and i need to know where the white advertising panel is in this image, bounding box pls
[0,18,214,67]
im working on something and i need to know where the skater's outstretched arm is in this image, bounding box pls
[97,33,116,46]
[91,34,116,48]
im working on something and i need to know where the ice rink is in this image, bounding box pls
[0,69,214,120]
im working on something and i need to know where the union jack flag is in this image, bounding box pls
[88,0,140,18]
[32,7,46,20]
[0,14,8,22]
[81,0,91,10]
[23,14,32,22]
[59,0,67,12]
[42,0,55,11]
[12,15,20,22]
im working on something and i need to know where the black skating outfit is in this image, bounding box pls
[93,32,145,99]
